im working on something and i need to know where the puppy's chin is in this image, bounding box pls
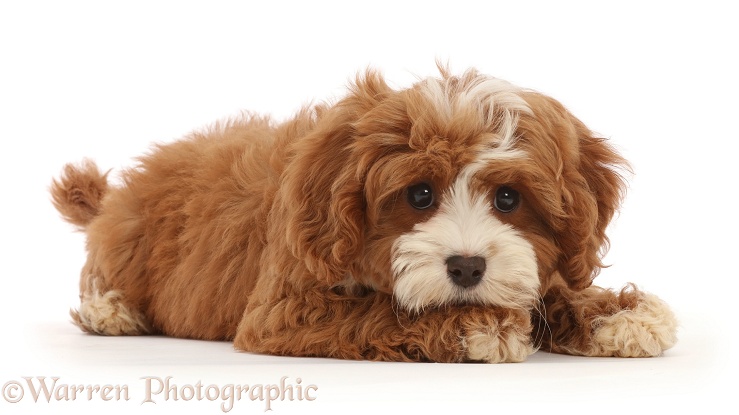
[390,175,540,313]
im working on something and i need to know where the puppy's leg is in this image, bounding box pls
[534,283,677,357]
[462,307,535,363]
[71,260,153,336]
[235,288,533,363]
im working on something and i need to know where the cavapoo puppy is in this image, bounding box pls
[51,66,677,363]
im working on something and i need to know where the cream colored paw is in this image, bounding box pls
[72,287,151,336]
[464,326,534,363]
[589,292,678,357]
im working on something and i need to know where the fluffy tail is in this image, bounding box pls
[51,160,109,229]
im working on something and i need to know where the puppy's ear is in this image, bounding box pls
[279,71,390,284]
[520,93,628,291]
[557,127,628,291]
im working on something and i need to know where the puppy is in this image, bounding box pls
[51,67,677,362]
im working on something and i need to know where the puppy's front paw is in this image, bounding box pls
[591,292,678,357]
[463,310,534,363]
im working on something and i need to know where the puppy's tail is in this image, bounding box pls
[51,160,109,229]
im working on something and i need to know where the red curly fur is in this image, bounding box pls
[50,159,109,229]
[51,67,677,362]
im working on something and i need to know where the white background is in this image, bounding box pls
[1,1,737,413]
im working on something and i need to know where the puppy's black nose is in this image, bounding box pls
[446,255,486,288]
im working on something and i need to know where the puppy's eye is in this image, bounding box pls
[494,186,520,213]
[407,183,434,210]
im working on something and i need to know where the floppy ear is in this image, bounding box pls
[519,92,628,291]
[556,117,628,291]
[279,71,391,284]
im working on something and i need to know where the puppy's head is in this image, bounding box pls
[281,68,626,312]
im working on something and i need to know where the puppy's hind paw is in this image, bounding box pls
[72,288,152,336]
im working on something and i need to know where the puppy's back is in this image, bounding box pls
[56,115,289,340]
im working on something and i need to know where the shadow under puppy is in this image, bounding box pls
[51,67,677,362]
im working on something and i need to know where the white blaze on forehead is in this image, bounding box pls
[418,71,532,157]
[419,74,531,121]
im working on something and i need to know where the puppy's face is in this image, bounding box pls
[282,69,626,313]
